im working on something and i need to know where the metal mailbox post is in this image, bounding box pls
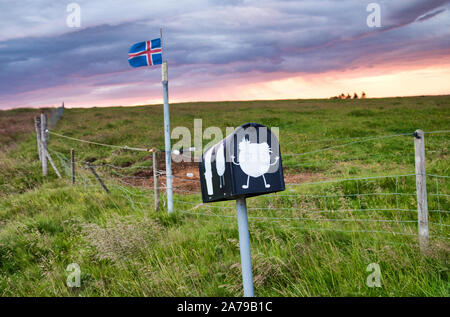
[199,123,285,296]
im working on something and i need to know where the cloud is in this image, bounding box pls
[416,8,446,22]
[381,0,450,27]
[0,0,449,108]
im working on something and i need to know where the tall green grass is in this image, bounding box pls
[0,96,449,296]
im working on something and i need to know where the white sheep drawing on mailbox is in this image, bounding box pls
[231,138,279,189]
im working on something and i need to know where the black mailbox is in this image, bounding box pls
[199,123,285,203]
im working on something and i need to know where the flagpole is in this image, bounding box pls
[160,28,174,214]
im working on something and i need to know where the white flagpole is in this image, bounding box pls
[160,28,174,213]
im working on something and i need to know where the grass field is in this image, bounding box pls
[0,96,449,296]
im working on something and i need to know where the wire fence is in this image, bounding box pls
[43,127,450,242]
[49,103,65,129]
[49,131,159,153]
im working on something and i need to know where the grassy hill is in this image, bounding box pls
[0,96,449,296]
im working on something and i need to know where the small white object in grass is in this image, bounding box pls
[173,149,180,155]
[186,173,194,178]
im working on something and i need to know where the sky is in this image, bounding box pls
[0,0,449,109]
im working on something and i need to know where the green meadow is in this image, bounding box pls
[0,96,449,296]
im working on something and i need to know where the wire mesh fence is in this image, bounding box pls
[44,127,450,243]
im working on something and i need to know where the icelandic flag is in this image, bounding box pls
[128,38,162,68]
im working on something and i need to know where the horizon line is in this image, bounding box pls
[1,93,450,111]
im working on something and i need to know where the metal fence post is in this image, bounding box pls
[236,198,254,297]
[40,113,48,176]
[414,129,429,251]
[152,149,159,211]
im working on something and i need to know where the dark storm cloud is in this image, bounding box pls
[0,0,449,106]
[382,0,449,26]
[0,21,166,95]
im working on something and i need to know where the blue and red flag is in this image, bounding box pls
[128,39,162,68]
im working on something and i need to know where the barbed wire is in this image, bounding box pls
[49,131,157,152]
[172,187,202,194]
[281,130,449,146]
[48,129,448,159]
[177,216,436,247]
[430,193,450,197]
[73,160,161,179]
[283,132,413,156]
[281,134,390,146]
[175,209,417,224]
[427,174,450,179]
[281,130,449,148]
[423,130,450,134]
[108,170,154,179]
[286,173,417,186]
[89,163,152,170]
[430,222,450,227]
[248,218,418,237]
[269,192,417,198]
[175,208,450,239]
[170,175,199,182]
[49,148,155,171]
[172,198,435,214]
[49,146,449,201]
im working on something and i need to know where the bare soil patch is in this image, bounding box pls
[120,157,325,193]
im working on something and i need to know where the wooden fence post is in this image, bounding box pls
[414,129,429,252]
[152,149,159,211]
[71,149,75,185]
[39,113,61,178]
[34,116,42,162]
[47,152,62,179]
[40,113,48,176]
